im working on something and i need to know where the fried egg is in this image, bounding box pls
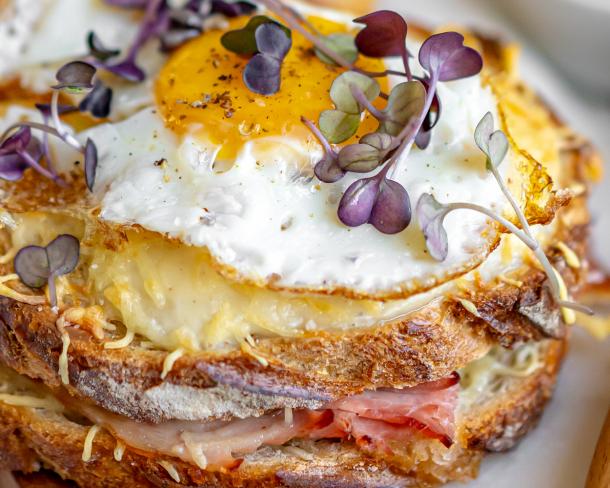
[4,5,503,300]
[0,0,564,350]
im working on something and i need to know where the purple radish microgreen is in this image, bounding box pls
[79,80,113,118]
[0,127,53,182]
[13,234,80,310]
[221,15,290,54]
[301,117,344,183]
[376,80,426,136]
[210,0,257,17]
[87,31,120,61]
[416,112,592,319]
[338,132,398,173]
[52,61,96,92]
[315,34,358,66]
[243,22,292,94]
[0,61,101,189]
[104,0,168,82]
[319,71,380,143]
[221,17,292,95]
[354,10,411,79]
[338,166,411,234]
[474,112,531,239]
[418,32,483,82]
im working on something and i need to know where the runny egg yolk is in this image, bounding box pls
[156,16,388,160]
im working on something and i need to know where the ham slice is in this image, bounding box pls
[76,374,459,469]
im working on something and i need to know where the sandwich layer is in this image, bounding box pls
[0,339,565,487]
[0,49,596,422]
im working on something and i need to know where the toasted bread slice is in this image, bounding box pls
[0,338,565,487]
[0,10,598,424]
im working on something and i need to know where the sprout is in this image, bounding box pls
[14,234,80,309]
[416,112,593,321]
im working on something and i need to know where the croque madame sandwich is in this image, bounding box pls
[0,0,601,487]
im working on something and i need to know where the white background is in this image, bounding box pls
[378,0,610,486]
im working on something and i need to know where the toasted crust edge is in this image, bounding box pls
[1,338,565,488]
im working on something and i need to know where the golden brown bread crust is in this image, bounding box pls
[0,6,598,423]
[0,178,591,423]
[0,339,565,488]
[0,222,583,423]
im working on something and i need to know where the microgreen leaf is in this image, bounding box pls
[330,71,380,114]
[338,174,411,233]
[79,81,113,118]
[211,0,257,17]
[301,116,344,183]
[319,110,360,144]
[14,234,80,308]
[104,0,169,82]
[338,144,382,173]
[0,127,56,182]
[418,32,482,82]
[315,33,358,65]
[84,138,98,192]
[242,21,292,95]
[105,60,147,82]
[0,153,28,181]
[314,153,345,183]
[368,178,411,234]
[338,176,380,227]
[338,133,397,172]
[378,80,426,136]
[243,54,282,95]
[474,111,508,169]
[221,15,290,55]
[255,21,292,59]
[87,31,120,61]
[416,193,450,261]
[53,61,96,92]
[353,10,408,58]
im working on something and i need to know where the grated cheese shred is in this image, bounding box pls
[556,242,581,269]
[0,274,46,305]
[161,348,184,379]
[82,425,101,462]
[552,267,576,325]
[57,319,71,385]
[183,437,208,469]
[0,393,63,411]
[114,439,126,462]
[158,460,180,483]
[457,298,481,318]
[104,329,135,350]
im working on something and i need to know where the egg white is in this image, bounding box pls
[2,0,512,298]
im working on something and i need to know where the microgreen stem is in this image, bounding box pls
[51,90,82,152]
[349,83,387,121]
[384,73,439,179]
[47,274,58,310]
[488,163,534,240]
[19,149,65,185]
[301,116,334,156]
[444,202,537,249]
[401,49,412,81]
[443,201,592,315]
[39,115,59,179]
[258,0,407,85]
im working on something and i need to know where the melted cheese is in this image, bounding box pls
[82,424,101,462]
[459,343,543,406]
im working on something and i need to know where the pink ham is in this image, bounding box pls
[75,373,459,469]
